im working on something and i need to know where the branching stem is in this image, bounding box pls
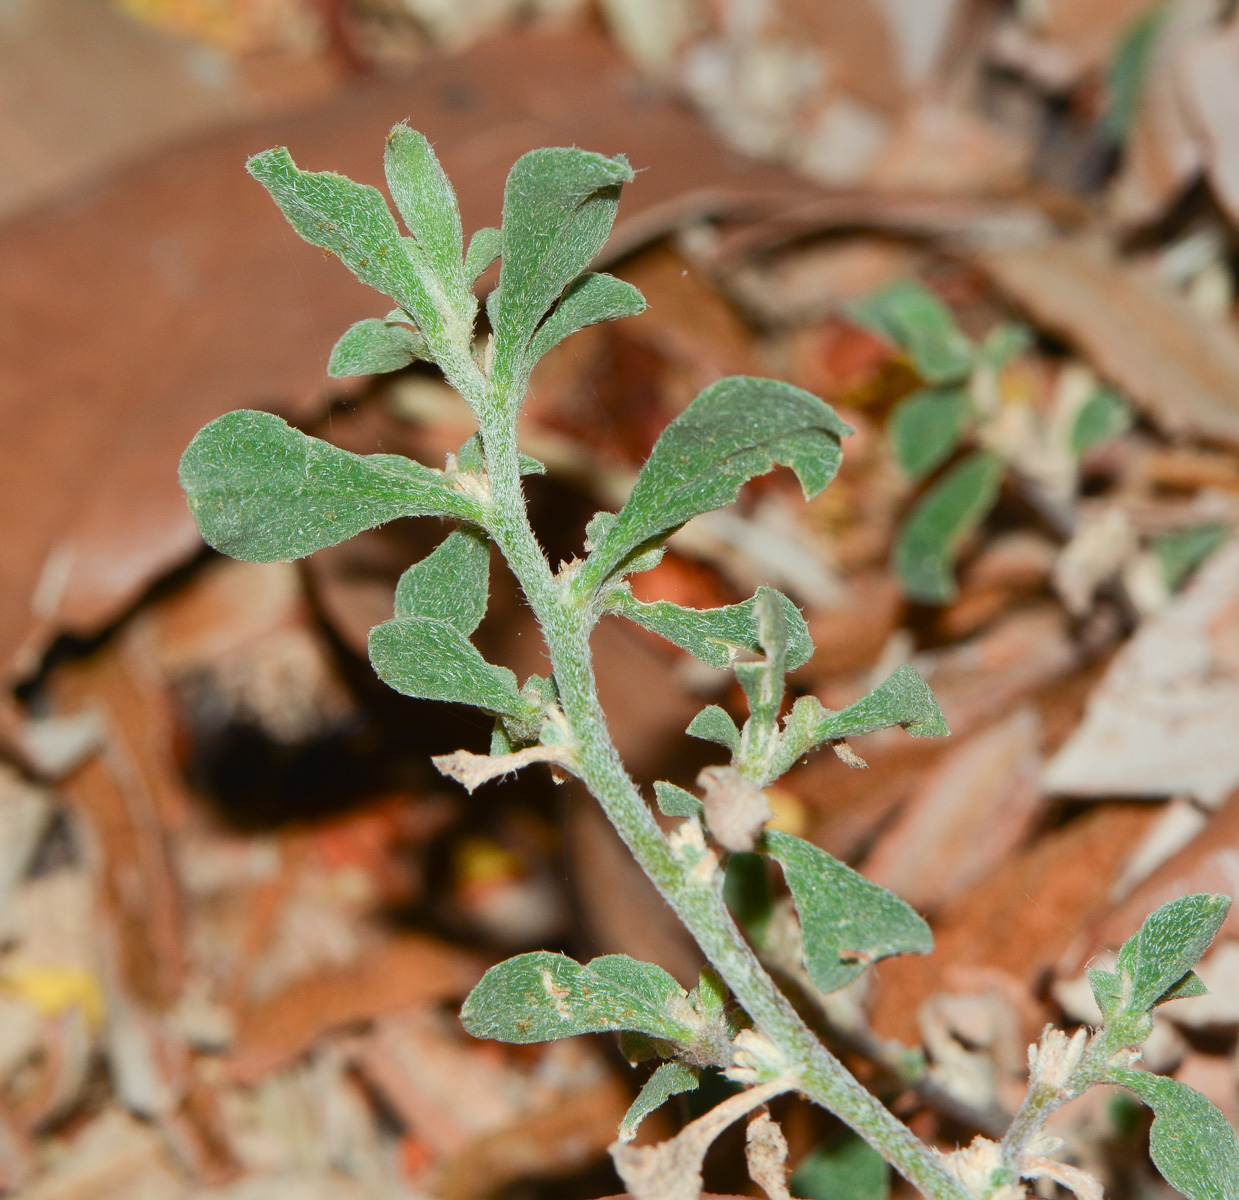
[478,404,970,1200]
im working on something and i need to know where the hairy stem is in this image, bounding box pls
[478,409,970,1200]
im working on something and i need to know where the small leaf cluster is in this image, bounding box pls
[1047,894,1238,1200]
[851,281,1132,604]
[178,128,1239,1200]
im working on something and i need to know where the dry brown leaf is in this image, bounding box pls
[1044,536,1239,805]
[979,237,1239,448]
[745,1111,792,1200]
[230,937,485,1085]
[1179,13,1239,226]
[864,706,1044,913]
[0,24,820,689]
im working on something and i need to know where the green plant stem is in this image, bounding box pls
[478,411,970,1200]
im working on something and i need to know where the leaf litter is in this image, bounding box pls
[8,1,1239,1196]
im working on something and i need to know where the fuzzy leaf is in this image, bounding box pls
[582,377,852,589]
[368,615,536,722]
[179,410,478,563]
[1117,894,1230,1015]
[887,387,970,481]
[1069,386,1132,456]
[687,706,741,754]
[454,432,545,477]
[383,125,468,318]
[764,830,933,994]
[247,147,444,348]
[618,1062,700,1143]
[814,665,948,742]
[394,528,490,634]
[654,781,704,819]
[611,585,813,671]
[529,272,646,362]
[735,590,789,736]
[893,450,1004,603]
[464,226,502,286]
[791,1132,891,1200]
[849,281,974,386]
[327,317,428,378]
[1108,1068,1239,1200]
[489,147,633,390]
[1155,524,1230,591]
[1157,970,1209,1005]
[460,951,694,1045]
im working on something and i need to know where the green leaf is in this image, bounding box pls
[460,951,695,1045]
[735,589,789,736]
[394,528,490,634]
[1155,524,1231,591]
[791,1132,891,1200]
[383,125,468,318]
[327,317,428,378]
[763,830,933,994]
[247,147,445,351]
[1069,386,1132,456]
[1117,894,1230,1015]
[179,410,479,563]
[454,432,545,477]
[618,1062,700,1143]
[1102,4,1169,142]
[368,615,537,723]
[1089,967,1123,1023]
[976,321,1033,371]
[687,706,741,754]
[489,147,634,392]
[654,781,704,819]
[814,665,949,742]
[887,387,971,481]
[849,281,974,387]
[582,377,852,589]
[893,450,1004,603]
[1156,970,1209,1005]
[464,226,502,286]
[610,585,813,672]
[529,272,646,362]
[1108,1068,1239,1200]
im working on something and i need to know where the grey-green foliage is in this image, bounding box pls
[792,1132,891,1200]
[1069,386,1132,456]
[394,527,489,634]
[764,830,933,994]
[581,376,853,589]
[488,147,633,395]
[888,388,970,481]
[1108,1069,1239,1200]
[529,271,645,362]
[464,226,502,286]
[893,450,1005,604]
[179,409,480,562]
[815,664,948,742]
[610,584,813,672]
[247,146,453,357]
[383,124,470,327]
[849,281,974,387]
[654,780,704,819]
[368,616,539,729]
[687,705,742,754]
[1089,894,1230,1025]
[460,951,695,1045]
[1103,3,1169,142]
[1155,524,1230,591]
[327,317,428,378]
[618,1062,701,1143]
